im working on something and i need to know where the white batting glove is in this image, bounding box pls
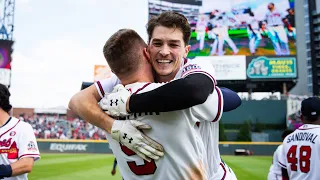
[99,84,131,117]
[112,120,164,162]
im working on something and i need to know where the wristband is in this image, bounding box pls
[0,164,12,177]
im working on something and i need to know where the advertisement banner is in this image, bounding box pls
[195,55,246,80]
[94,65,112,82]
[247,56,296,79]
[37,141,113,154]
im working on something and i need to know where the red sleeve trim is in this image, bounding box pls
[19,154,40,159]
[96,81,105,97]
[133,83,151,94]
[278,161,286,168]
[220,162,227,180]
[212,87,223,122]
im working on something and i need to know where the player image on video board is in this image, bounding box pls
[148,0,296,58]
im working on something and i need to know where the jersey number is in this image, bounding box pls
[120,144,157,175]
[287,145,311,173]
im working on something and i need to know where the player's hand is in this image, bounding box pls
[111,169,116,175]
[99,84,131,117]
[112,120,164,162]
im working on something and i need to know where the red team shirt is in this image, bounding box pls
[0,117,40,180]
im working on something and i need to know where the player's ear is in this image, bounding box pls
[183,45,191,58]
[143,47,150,61]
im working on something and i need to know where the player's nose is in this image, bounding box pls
[159,45,170,56]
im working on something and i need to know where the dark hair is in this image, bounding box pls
[0,84,12,113]
[282,129,294,140]
[304,115,320,122]
[103,29,146,77]
[147,11,191,46]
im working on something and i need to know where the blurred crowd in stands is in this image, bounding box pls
[16,114,107,140]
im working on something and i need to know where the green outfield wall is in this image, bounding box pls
[221,100,287,125]
[37,139,281,156]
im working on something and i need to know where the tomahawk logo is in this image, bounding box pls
[49,143,88,152]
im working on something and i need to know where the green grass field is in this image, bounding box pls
[28,154,272,180]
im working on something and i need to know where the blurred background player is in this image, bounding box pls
[196,14,208,51]
[267,129,294,180]
[208,10,219,55]
[215,10,239,56]
[0,83,40,179]
[246,10,262,55]
[286,8,296,41]
[279,97,320,180]
[264,2,290,55]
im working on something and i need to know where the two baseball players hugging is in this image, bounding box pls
[69,11,242,180]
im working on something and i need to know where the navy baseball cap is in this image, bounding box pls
[301,97,320,117]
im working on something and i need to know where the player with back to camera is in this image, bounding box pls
[267,129,294,180]
[0,83,40,180]
[279,97,320,180]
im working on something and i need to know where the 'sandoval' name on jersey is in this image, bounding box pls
[49,143,88,152]
[286,132,318,144]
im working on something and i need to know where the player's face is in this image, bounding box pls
[289,9,294,14]
[267,4,274,11]
[148,26,190,82]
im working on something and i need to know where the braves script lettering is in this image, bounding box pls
[0,138,11,147]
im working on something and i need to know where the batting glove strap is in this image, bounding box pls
[111,120,124,142]
[0,164,12,177]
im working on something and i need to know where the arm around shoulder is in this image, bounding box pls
[68,84,114,133]
[129,74,214,112]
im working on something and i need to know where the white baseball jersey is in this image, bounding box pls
[223,12,240,27]
[96,59,225,179]
[265,9,286,26]
[0,117,40,180]
[268,144,283,180]
[106,79,224,180]
[246,16,259,30]
[279,124,320,180]
[196,18,207,32]
[176,59,226,179]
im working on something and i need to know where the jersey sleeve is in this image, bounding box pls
[191,87,223,122]
[181,60,217,86]
[94,73,121,98]
[18,123,40,161]
[277,144,287,169]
